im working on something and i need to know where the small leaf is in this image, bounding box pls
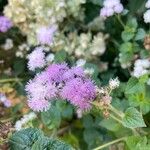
[126,136,150,150]
[125,77,145,94]
[122,107,146,128]
[41,105,61,129]
[135,28,146,41]
[9,128,43,150]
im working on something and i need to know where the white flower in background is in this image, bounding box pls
[144,10,150,23]
[90,33,106,56]
[84,68,95,75]
[132,59,150,78]
[1,38,13,50]
[144,1,150,23]
[15,112,37,131]
[109,78,120,89]
[146,0,150,8]
[16,51,24,58]
[76,108,83,118]
[46,53,55,64]
[18,43,30,51]
[76,59,86,67]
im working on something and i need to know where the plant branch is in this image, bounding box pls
[93,137,126,150]
[0,78,22,83]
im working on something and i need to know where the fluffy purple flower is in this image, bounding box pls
[25,63,96,112]
[27,47,46,71]
[46,63,69,82]
[61,78,96,110]
[63,66,85,81]
[37,25,57,45]
[25,72,58,111]
[28,98,50,112]
[0,16,12,32]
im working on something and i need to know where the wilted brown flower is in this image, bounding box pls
[144,35,150,50]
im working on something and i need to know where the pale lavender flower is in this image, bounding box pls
[37,25,57,45]
[0,93,11,107]
[61,78,96,110]
[114,3,124,13]
[25,71,58,112]
[0,16,12,32]
[27,47,46,71]
[100,0,123,18]
[28,98,50,112]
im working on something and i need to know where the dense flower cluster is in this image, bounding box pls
[144,0,150,23]
[52,32,106,60]
[132,59,150,78]
[0,16,12,32]
[27,47,46,71]
[100,0,123,18]
[25,63,96,112]
[4,0,85,44]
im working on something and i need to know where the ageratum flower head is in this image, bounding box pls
[100,0,123,18]
[37,25,57,45]
[61,78,96,110]
[27,47,46,71]
[0,16,12,32]
[25,63,96,112]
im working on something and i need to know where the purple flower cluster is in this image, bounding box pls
[0,16,12,32]
[37,25,57,45]
[27,47,46,71]
[25,63,96,112]
[100,0,123,18]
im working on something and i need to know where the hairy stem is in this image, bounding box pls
[116,14,125,28]
[0,78,22,83]
[93,137,126,150]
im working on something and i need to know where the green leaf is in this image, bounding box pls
[32,137,73,150]
[121,29,135,42]
[122,107,146,128]
[135,28,146,41]
[125,77,145,94]
[83,128,102,148]
[54,50,67,63]
[82,115,94,128]
[127,18,138,29]
[120,42,133,53]
[41,105,61,129]
[9,128,73,150]
[9,128,43,150]
[126,136,150,150]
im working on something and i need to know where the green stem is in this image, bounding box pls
[116,14,125,28]
[109,105,124,118]
[110,114,123,124]
[93,137,126,150]
[0,78,22,83]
